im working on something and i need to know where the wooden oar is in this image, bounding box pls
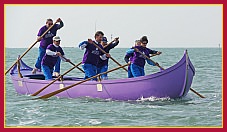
[103,37,119,49]
[68,61,84,73]
[60,55,84,73]
[91,41,128,72]
[135,49,164,70]
[150,53,158,57]
[34,63,129,99]
[5,21,58,75]
[190,88,205,98]
[31,61,82,96]
[136,49,205,98]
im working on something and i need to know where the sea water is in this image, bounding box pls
[5,48,222,127]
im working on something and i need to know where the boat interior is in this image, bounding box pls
[23,74,82,81]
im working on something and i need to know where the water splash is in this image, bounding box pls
[136,96,171,102]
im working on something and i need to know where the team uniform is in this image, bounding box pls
[34,22,63,73]
[97,41,119,79]
[41,44,65,80]
[79,41,107,80]
[125,46,158,77]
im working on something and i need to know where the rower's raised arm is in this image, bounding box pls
[79,41,88,50]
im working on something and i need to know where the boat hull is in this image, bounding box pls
[10,50,195,100]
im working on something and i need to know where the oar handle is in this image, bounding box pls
[39,21,58,38]
[103,37,119,49]
[150,53,158,57]
[31,61,82,96]
[91,41,128,72]
[5,20,59,75]
[36,63,130,99]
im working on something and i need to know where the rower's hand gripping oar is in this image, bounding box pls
[150,53,159,58]
[135,48,205,98]
[103,37,119,49]
[5,20,59,75]
[34,63,130,100]
[134,48,164,70]
[89,40,128,72]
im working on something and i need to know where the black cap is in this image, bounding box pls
[140,36,148,43]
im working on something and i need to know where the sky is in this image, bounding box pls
[5,4,222,48]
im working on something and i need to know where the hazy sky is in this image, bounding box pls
[5,4,222,48]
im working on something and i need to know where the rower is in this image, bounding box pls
[41,36,70,80]
[97,37,119,80]
[78,31,111,81]
[124,36,162,78]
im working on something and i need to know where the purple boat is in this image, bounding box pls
[10,50,195,101]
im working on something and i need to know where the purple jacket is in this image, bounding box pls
[125,46,157,68]
[79,41,104,66]
[41,44,64,68]
[37,24,62,49]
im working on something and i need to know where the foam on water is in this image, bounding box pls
[136,96,171,102]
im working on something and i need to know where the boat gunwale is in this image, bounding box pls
[10,50,193,85]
